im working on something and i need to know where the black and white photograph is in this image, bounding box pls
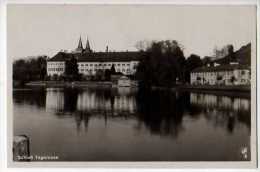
[4,2,258,169]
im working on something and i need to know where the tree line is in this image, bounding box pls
[13,55,120,85]
[13,56,48,86]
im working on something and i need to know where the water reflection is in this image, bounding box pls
[13,88,46,108]
[190,93,250,111]
[77,88,137,114]
[13,87,251,161]
[14,88,251,137]
[190,93,251,133]
[135,90,189,137]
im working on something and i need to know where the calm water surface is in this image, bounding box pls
[13,87,251,161]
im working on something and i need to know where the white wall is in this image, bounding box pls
[191,69,250,86]
[78,61,139,76]
[47,61,65,76]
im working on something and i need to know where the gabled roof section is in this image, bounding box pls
[48,52,74,62]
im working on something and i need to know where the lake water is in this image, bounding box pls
[13,87,251,161]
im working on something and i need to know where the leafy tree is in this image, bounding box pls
[202,56,212,66]
[184,54,203,83]
[110,64,116,75]
[213,44,234,59]
[65,57,79,81]
[135,40,186,87]
[230,76,236,84]
[95,69,104,81]
[13,55,48,85]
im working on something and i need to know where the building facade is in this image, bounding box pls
[191,43,251,86]
[47,37,141,77]
[47,61,66,76]
[77,60,139,76]
[190,63,250,86]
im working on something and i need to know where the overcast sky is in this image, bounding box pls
[7,5,256,60]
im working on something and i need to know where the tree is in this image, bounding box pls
[202,56,212,66]
[230,76,236,84]
[13,55,48,85]
[95,69,104,81]
[110,64,116,75]
[135,40,186,87]
[184,54,203,83]
[65,57,79,81]
[217,75,223,85]
[213,44,234,59]
[37,56,48,80]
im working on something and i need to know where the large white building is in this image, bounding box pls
[190,62,250,86]
[47,37,141,77]
[77,52,140,76]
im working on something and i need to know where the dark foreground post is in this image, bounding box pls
[13,135,30,161]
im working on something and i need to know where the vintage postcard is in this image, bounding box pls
[6,2,257,168]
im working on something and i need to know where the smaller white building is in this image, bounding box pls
[47,52,73,76]
[47,61,65,76]
[190,63,250,86]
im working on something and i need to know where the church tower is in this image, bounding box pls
[85,36,92,53]
[74,36,84,53]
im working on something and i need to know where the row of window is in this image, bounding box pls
[79,63,132,67]
[48,63,64,66]
[192,71,233,76]
[192,70,248,76]
[80,68,131,73]
[48,68,64,72]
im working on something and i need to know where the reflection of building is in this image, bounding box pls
[45,88,136,114]
[77,91,136,114]
[46,88,64,111]
[190,93,250,111]
[47,36,141,76]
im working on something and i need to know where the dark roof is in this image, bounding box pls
[192,64,250,73]
[48,52,74,62]
[76,51,144,62]
[48,51,144,62]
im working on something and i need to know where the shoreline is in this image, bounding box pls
[179,85,250,92]
[16,81,251,93]
[24,81,112,88]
